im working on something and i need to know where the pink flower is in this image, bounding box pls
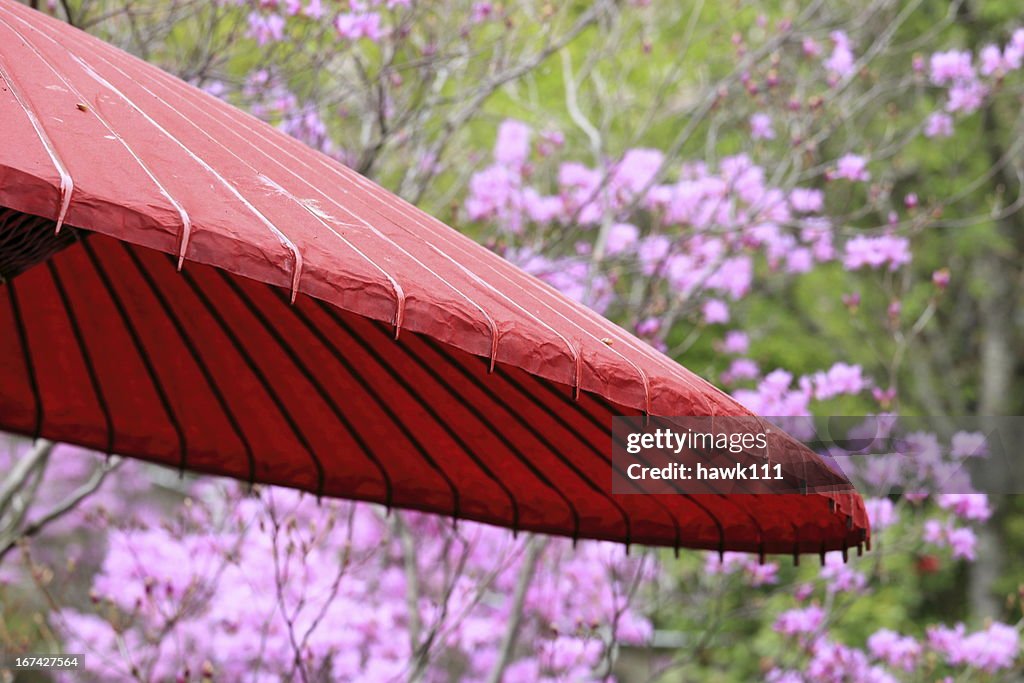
[335,12,384,41]
[947,527,977,559]
[802,37,821,58]
[842,235,911,271]
[950,431,986,457]
[786,247,813,274]
[747,561,779,586]
[825,31,855,77]
[612,148,664,196]
[558,161,601,189]
[980,44,1006,75]
[494,119,532,168]
[540,636,602,673]
[929,50,974,85]
[924,519,978,560]
[820,552,867,594]
[872,386,897,407]
[464,165,519,222]
[537,129,565,156]
[721,358,760,384]
[248,12,286,45]
[520,188,562,223]
[615,611,654,645]
[946,80,986,113]
[1007,36,1024,70]
[750,113,775,140]
[924,112,954,138]
[721,330,749,355]
[812,362,867,400]
[864,498,898,531]
[635,317,661,336]
[930,623,1020,673]
[774,605,825,636]
[705,256,753,299]
[937,494,991,521]
[604,222,640,256]
[303,0,325,19]
[979,43,1021,75]
[702,299,730,324]
[887,299,902,320]
[470,2,494,23]
[833,154,870,181]
[959,623,1019,672]
[868,629,921,672]
[789,188,824,213]
[927,623,967,656]
[637,235,671,275]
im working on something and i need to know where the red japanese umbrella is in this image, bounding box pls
[0,0,868,559]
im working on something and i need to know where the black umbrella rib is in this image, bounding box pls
[46,259,115,455]
[423,339,642,547]
[173,263,328,500]
[219,274,416,513]
[415,337,630,548]
[526,377,751,556]
[262,283,487,522]
[322,305,581,540]
[80,239,188,468]
[122,243,257,489]
[492,366,685,552]
[299,295,521,533]
[421,333,619,544]
[584,392,767,556]
[4,280,43,439]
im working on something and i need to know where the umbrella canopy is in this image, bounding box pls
[0,0,868,558]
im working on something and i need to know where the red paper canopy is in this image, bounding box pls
[0,0,868,557]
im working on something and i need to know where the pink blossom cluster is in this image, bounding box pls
[842,235,911,271]
[928,622,1020,673]
[241,0,415,45]
[774,596,1019,681]
[704,551,779,586]
[818,551,867,594]
[48,483,656,682]
[923,518,978,560]
[729,362,869,416]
